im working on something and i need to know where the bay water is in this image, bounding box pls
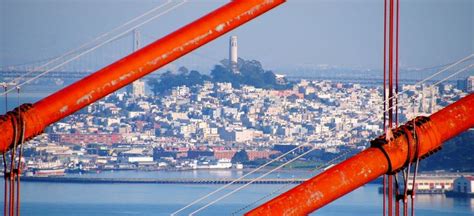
[1,170,472,216]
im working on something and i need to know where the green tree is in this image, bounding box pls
[148,58,293,96]
[231,149,249,164]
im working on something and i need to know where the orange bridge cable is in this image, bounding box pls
[382,0,388,214]
[397,110,421,216]
[230,149,354,215]
[15,118,25,216]
[395,0,400,128]
[394,174,400,216]
[409,99,419,216]
[8,106,19,216]
[188,144,323,216]
[170,143,310,215]
[0,0,176,90]
[1,126,7,216]
[245,92,474,215]
[9,88,22,216]
[1,85,6,216]
[388,0,394,128]
[176,127,376,214]
[13,87,24,216]
[2,153,8,216]
[401,123,412,216]
[387,59,474,216]
[185,63,471,215]
[173,106,370,213]
[4,0,187,93]
[172,63,471,215]
[4,1,288,215]
[0,0,287,154]
[232,180,294,216]
[395,0,401,215]
[410,124,420,216]
[387,0,395,215]
[0,40,470,152]
[242,63,473,216]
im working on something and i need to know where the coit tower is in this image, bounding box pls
[229,36,238,72]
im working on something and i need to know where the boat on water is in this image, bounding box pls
[25,168,66,177]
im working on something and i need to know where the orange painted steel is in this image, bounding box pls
[246,93,474,216]
[0,0,286,153]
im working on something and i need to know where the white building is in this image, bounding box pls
[407,176,455,191]
[229,36,239,73]
[219,128,254,143]
[128,156,154,163]
[127,79,146,98]
[468,76,474,93]
[453,176,474,193]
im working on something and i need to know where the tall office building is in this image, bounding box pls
[468,76,474,93]
[127,29,146,98]
[229,36,239,73]
[129,80,146,98]
[458,76,474,92]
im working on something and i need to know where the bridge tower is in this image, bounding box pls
[127,29,146,98]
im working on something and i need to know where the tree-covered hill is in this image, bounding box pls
[148,58,292,95]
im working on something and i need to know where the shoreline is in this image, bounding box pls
[17,170,473,185]
[19,176,307,185]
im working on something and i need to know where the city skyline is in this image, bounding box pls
[1,0,472,73]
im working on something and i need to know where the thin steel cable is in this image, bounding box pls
[8,92,19,216]
[231,149,354,215]
[0,56,60,70]
[170,143,311,216]
[189,144,321,216]
[186,64,473,215]
[431,64,473,86]
[1,0,187,96]
[3,153,7,216]
[395,0,400,128]
[383,0,388,214]
[172,55,473,215]
[2,85,8,216]
[381,53,474,109]
[193,132,386,215]
[410,163,419,216]
[231,182,292,216]
[13,87,25,216]
[0,0,172,72]
[2,0,174,87]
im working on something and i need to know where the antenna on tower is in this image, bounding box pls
[133,29,141,52]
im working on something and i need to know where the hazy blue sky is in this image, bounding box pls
[1,0,472,72]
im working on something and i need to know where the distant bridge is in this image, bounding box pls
[2,70,451,86]
[0,70,162,81]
